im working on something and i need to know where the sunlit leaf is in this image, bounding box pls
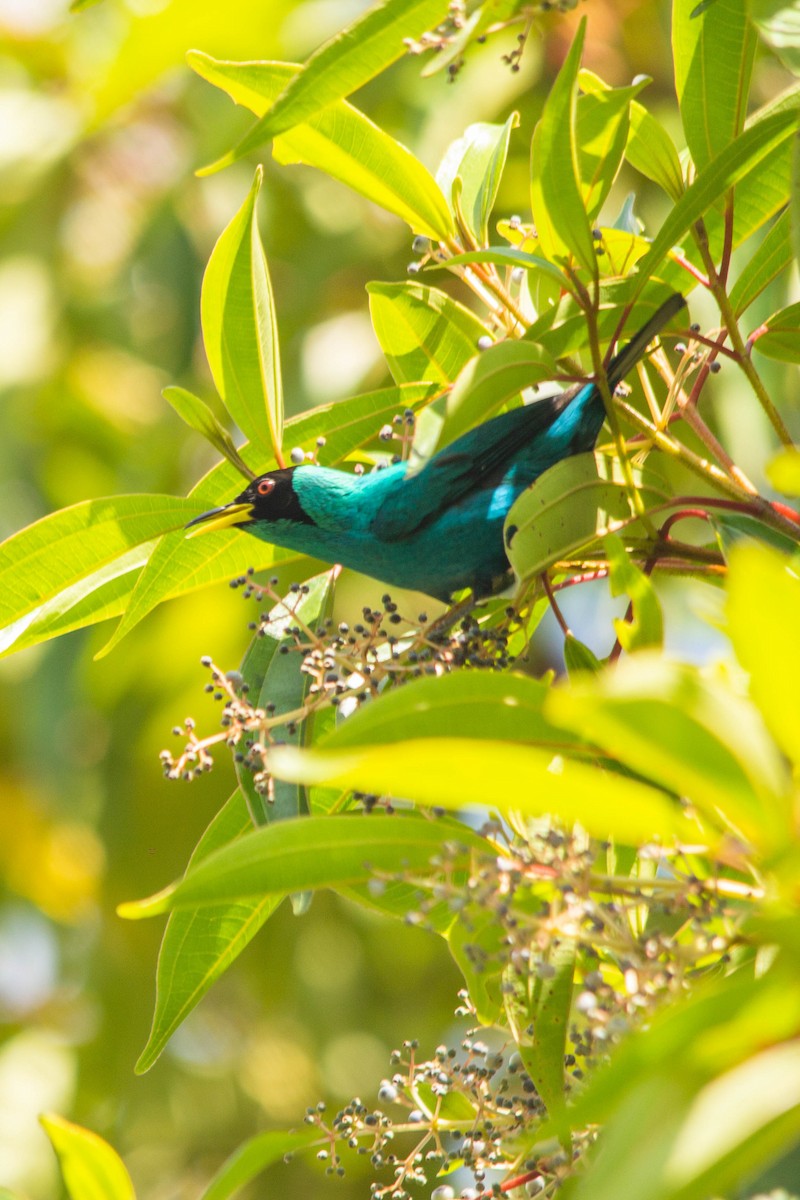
[268,739,703,847]
[367,281,489,385]
[163,386,254,480]
[436,115,519,244]
[545,654,790,849]
[40,1114,135,1200]
[575,74,646,219]
[751,0,800,74]
[205,0,451,165]
[673,0,756,171]
[0,496,196,659]
[191,54,453,240]
[530,18,597,276]
[201,167,283,457]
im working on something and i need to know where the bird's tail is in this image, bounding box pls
[605,293,686,392]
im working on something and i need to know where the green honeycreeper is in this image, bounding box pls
[187,294,685,602]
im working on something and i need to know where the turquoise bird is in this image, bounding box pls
[187,295,685,601]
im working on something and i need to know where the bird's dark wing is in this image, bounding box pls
[371,390,573,542]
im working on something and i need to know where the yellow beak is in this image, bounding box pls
[185,501,254,538]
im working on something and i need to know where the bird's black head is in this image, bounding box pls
[186,467,313,536]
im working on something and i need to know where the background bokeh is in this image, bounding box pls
[0,1,793,1195]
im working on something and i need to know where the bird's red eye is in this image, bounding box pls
[257,479,275,496]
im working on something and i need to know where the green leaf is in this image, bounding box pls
[320,670,572,749]
[751,0,800,74]
[199,1129,322,1200]
[135,790,281,1074]
[435,339,558,451]
[753,300,800,361]
[367,281,489,385]
[729,209,794,314]
[625,98,684,201]
[606,531,663,653]
[507,939,575,1121]
[0,496,196,659]
[575,74,647,220]
[436,115,519,244]
[201,167,283,457]
[504,453,667,583]
[204,0,451,166]
[163,386,254,480]
[563,633,603,675]
[673,0,756,172]
[545,654,790,849]
[70,0,104,9]
[437,246,567,286]
[268,740,703,848]
[40,1114,135,1200]
[119,815,487,918]
[530,18,597,276]
[727,543,800,767]
[633,108,798,290]
[190,54,453,241]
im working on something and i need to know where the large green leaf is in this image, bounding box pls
[530,18,597,276]
[120,815,487,918]
[191,54,453,241]
[545,654,790,849]
[624,97,684,202]
[504,454,668,583]
[40,1115,135,1200]
[0,496,196,659]
[204,0,451,167]
[201,168,283,457]
[135,790,282,1075]
[268,740,704,847]
[367,281,489,385]
[673,0,756,172]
